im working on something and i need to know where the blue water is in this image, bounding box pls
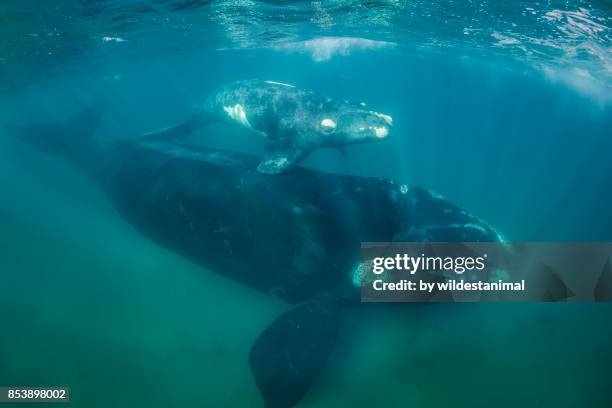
[1,1,611,407]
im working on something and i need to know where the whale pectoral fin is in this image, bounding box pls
[249,293,340,408]
[337,146,349,158]
[257,145,306,174]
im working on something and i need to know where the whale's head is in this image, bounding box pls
[318,108,393,145]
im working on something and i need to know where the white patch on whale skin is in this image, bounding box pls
[320,118,337,131]
[370,111,393,126]
[373,126,388,138]
[223,104,252,129]
[272,157,289,167]
[265,80,295,88]
[359,102,367,107]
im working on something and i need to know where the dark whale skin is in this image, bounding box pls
[105,140,501,305]
[98,139,502,408]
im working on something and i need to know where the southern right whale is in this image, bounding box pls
[145,79,393,174]
[14,105,503,408]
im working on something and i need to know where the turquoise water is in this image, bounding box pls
[1,1,611,407]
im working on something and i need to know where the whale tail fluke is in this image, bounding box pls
[10,100,105,161]
[249,292,341,408]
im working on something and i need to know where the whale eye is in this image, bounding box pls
[320,118,337,133]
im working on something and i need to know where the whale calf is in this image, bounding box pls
[15,105,503,408]
[145,79,393,174]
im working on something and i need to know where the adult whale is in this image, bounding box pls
[14,105,502,408]
[145,79,393,174]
